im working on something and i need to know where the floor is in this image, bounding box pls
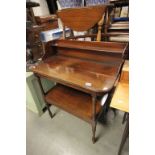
[26,106,129,155]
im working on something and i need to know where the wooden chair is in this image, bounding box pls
[57,5,128,43]
[57,5,108,41]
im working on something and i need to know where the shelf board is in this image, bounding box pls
[45,84,102,123]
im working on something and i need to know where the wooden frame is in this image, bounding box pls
[30,39,127,143]
[57,5,109,41]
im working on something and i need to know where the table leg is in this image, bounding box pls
[35,75,53,119]
[92,95,97,143]
[118,114,129,155]
[46,104,53,119]
[122,112,128,124]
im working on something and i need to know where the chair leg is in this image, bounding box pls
[118,114,129,155]
[111,107,117,116]
[122,112,127,124]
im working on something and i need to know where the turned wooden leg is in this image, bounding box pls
[35,74,53,118]
[92,95,97,143]
[118,114,129,155]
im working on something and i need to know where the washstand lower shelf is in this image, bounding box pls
[45,84,102,123]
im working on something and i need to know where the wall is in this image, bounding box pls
[31,0,50,16]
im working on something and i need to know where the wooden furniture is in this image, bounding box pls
[110,61,129,111]
[108,0,129,34]
[100,0,129,55]
[26,1,40,25]
[35,15,58,31]
[26,25,44,61]
[26,15,58,62]
[57,5,108,41]
[26,1,58,63]
[56,4,129,47]
[110,60,129,155]
[111,82,128,112]
[30,39,128,143]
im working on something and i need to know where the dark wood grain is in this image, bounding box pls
[32,55,121,95]
[31,40,126,94]
[66,32,129,40]
[57,48,123,63]
[54,39,127,55]
[35,14,57,24]
[30,39,127,143]
[57,5,107,32]
[45,84,102,123]
[35,15,58,31]
[26,25,44,61]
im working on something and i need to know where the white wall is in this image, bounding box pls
[31,0,50,16]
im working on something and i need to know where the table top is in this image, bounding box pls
[110,82,129,112]
[110,60,129,112]
[31,55,122,94]
[31,40,127,95]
